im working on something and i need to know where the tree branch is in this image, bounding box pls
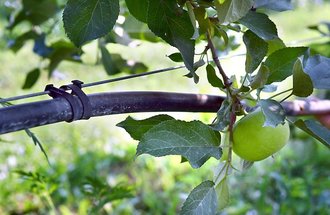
[207,32,232,90]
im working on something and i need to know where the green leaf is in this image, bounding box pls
[212,99,231,131]
[309,42,330,58]
[117,115,174,141]
[122,16,160,43]
[250,64,270,90]
[125,0,148,23]
[254,0,293,11]
[206,64,224,89]
[241,160,254,171]
[215,178,230,210]
[194,7,210,35]
[8,0,58,29]
[186,1,199,40]
[47,40,81,77]
[24,129,50,164]
[292,59,313,97]
[101,53,148,75]
[215,0,254,24]
[83,177,134,213]
[259,99,286,127]
[180,181,217,215]
[168,52,184,62]
[100,45,120,75]
[239,11,278,40]
[8,30,39,52]
[304,54,330,89]
[266,37,286,55]
[147,0,195,72]
[137,120,221,168]
[265,47,308,84]
[33,34,53,57]
[63,0,119,46]
[22,68,40,89]
[294,119,330,149]
[243,30,268,73]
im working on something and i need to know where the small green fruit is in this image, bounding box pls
[233,110,290,161]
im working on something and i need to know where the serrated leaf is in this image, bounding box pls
[265,47,308,84]
[137,120,221,168]
[215,178,230,210]
[22,68,40,89]
[292,59,313,97]
[304,54,330,89]
[250,64,270,90]
[239,11,278,40]
[259,99,286,127]
[254,0,293,11]
[206,64,224,89]
[180,180,217,215]
[100,45,120,75]
[243,30,268,73]
[294,119,330,149]
[215,0,254,24]
[212,99,231,131]
[117,115,174,141]
[168,52,184,62]
[125,0,148,23]
[147,0,195,72]
[63,0,119,46]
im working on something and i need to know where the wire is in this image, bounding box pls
[0,65,185,104]
[81,65,185,88]
[1,35,328,104]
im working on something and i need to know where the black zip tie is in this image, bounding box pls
[44,80,92,122]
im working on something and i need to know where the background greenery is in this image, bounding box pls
[0,0,330,214]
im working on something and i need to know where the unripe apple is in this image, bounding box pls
[233,110,290,161]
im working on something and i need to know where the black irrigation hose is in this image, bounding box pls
[1,91,330,135]
[0,92,224,135]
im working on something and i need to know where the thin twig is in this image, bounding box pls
[207,32,231,90]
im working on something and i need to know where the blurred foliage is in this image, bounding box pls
[0,126,329,214]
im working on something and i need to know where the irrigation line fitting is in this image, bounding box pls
[45,80,92,122]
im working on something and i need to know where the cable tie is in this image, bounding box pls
[44,80,92,122]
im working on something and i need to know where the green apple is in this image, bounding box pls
[233,110,290,161]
